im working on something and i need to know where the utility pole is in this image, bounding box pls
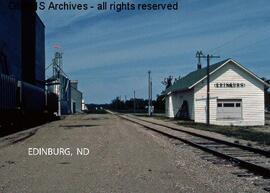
[133,90,136,113]
[148,71,151,116]
[198,52,220,125]
[206,55,211,126]
[150,79,153,116]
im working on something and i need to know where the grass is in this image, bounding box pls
[143,114,270,145]
[123,112,270,145]
[175,121,270,145]
[135,114,168,120]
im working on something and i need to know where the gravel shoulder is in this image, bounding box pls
[0,114,266,193]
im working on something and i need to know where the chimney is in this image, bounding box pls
[196,51,203,70]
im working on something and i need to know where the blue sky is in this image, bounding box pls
[38,0,270,104]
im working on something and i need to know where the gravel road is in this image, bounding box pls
[0,114,266,193]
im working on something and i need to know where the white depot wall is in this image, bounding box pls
[165,89,194,119]
[165,95,173,118]
[194,62,265,126]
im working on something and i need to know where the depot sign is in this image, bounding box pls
[214,82,246,88]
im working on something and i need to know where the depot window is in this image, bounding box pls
[224,103,234,107]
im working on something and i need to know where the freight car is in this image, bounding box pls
[0,73,58,132]
[0,74,17,128]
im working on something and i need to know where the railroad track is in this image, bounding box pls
[113,113,270,191]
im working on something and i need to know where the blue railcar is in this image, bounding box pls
[0,74,59,131]
[0,73,17,112]
[18,81,46,113]
[46,91,58,114]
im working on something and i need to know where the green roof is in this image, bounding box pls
[163,58,231,95]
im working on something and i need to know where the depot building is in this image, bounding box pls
[163,59,270,126]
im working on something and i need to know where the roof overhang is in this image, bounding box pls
[188,59,270,89]
[166,88,191,96]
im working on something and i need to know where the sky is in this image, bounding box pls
[37,0,270,104]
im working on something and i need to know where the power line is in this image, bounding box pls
[228,35,270,56]
[45,63,53,71]
[209,30,270,57]
[209,31,251,54]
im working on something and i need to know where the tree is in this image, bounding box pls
[110,97,125,110]
[153,94,165,111]
[162,75,173,89]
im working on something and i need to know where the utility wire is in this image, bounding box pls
[228,35,270,56]
[209,26,270,55]
[210,31,251,54]
[45,63,53,71]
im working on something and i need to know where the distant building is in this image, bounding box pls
[163,59,270,126]
[70,80,82,113]
[47,73,71,115]
[82,99,88,111]
[47,52,83,115]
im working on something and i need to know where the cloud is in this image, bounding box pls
[38,0,270,103]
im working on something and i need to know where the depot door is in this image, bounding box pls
[217,99,242,119]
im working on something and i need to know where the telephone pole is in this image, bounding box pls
[133,90,136,113]
[150,79,153,115]
[197,52,220,125]
[148,71,151,116]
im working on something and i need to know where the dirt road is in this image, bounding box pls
[0,114,265,193]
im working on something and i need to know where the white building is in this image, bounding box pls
[164,59,270,126]
[82,99,88,111]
